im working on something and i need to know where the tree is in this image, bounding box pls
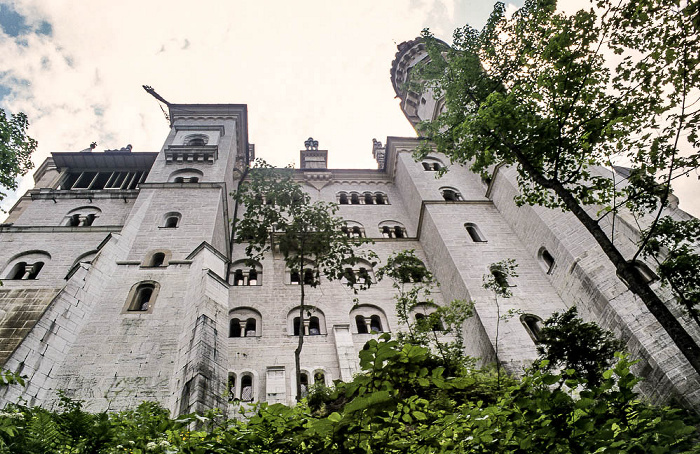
[0,109,36,208]
[232,160,375,401]
[377,250,474,374]
[536,306,624,388]
[413,0,700,374]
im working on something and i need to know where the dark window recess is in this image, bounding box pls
[60,170,147,190]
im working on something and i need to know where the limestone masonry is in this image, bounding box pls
[0,40,698,413]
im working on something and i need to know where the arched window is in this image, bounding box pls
[303,269,315,285]
[162,212,182,228]
[364,192,374,205]
[342,221,365,239]
[168,168,204,183]
[539,248,556,274]
[229,308,262,337]
[379,221,407,239]
[375,193,387,205]
[370,315,383,333]
[126,281,159,312]
[183,134,209,147]
[227,373,237,402]
[230,318,242,338]
[341,259,376,286]
[465,223,487,242]
[290,270,301,285]
[521,314,543,343]
[411,304,444,331]
[350,193,361,205]
[314,371,325,385]
[245,318,257,337]
[350,305,389,334]
[422,158,444,171]
[490,265,512,289]
[300,372,309,397]
[231,260,263,286]
[355,315,368,334]
[151,252,165,267]
[338,192,349,204]
[632,260,658,284]
[440,187,462,201]
[62,206,101,227]
[309,317,321,335]
[289,307,326,336]
[240,375,254,402]
[2,251,51,280]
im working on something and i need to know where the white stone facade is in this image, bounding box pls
[0,45,698,415]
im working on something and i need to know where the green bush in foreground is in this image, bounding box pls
[0,324,698,452]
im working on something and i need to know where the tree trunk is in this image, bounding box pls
[295,245,306,402]
[516,155,700,375]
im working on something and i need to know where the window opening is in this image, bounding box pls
[394,226,405,238]
[422,162,432,171]
[370,315,383,333]
[375,193,386,204]
[164,216,180,228]
[521,315,542,343]
[314,372,325,384]
[300,373,309,398]
[227,373,236,402]
[290,270,301,285]
[241,375,253,402]
[339,193,348,204]
[303,269,315,285]
[67,214,81,227]
[541,249,555,274]
[233,269,245,286]
[230,318,242,338]
[245,318,256,337]
[442,189,461,201]
[248,269,258,285]
[364,192,374,204]
[309,317,321,335]
[381,226,391,238]
[465,223,486,242]
[350,193,360,204]
[293,317,301,336]
[151,252,165,267]
[356,315,368,334]
[129,284,154,311]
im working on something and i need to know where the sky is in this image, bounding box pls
[0,0,698,218]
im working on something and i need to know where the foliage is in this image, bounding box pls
[643,216,700,324]
[535,307,625,388]
[412,0,700,372]
[0,324,698,453]
[0,109,36,208]
[231,159,376,401]
[376,250,474,373]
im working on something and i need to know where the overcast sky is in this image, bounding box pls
[0,0,698,218]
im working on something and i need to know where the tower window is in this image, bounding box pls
[300,372,309,398]
[338,193,349,204]
[162,212,182,228]
[127,282,157,312]
[151,252,166,267]
[309,316,321,335]
[541,249,555,274]
[441,188,462,201]
[364,192,374,204]
[465,223,487,243]
[370,315,383,333]
[356,315,368,334]
[351,193,361,205]
[230,318,242,338]
[521,314,543,343]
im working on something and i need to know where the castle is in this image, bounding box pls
[0,39,698,413]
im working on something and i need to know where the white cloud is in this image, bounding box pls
[2,0,696,218]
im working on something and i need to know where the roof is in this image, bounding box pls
[51,151,158,171]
